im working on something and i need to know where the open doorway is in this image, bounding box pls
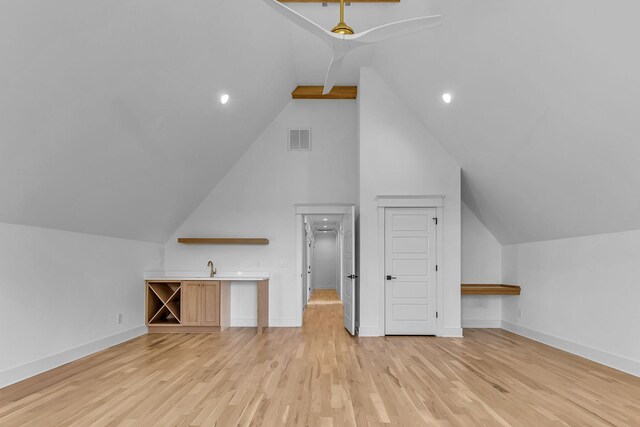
[295,204,357,335]
[304,215,343,306]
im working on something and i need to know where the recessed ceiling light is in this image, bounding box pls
[442,93,452,104]
[220,94,230,105]
[323,225,328,227]
[323,218,328,221]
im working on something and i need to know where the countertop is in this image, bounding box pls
[145,271,270,282]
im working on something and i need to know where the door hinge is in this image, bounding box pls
[433,217,438,225]
[435,265,438,272]
[436,312,439,319]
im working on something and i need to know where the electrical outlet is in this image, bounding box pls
[518,309,523,318]
[117,313,123,324]
[279,259,289,267]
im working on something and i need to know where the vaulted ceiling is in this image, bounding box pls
[0,0,296,242]
[3,0,640,245]
[371,0,640,244]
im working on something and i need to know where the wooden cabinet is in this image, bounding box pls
[147,280,219,332]
[202,282,220,326]
[146,278,267,334]
[181,282,202,326]
[181,281,219,327]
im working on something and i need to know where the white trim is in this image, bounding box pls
[435,206,445,336]
[462,319,502,328]
[438,327,464,338]
[295,204,354,215]
[295,204,355,329]
[376,195,445,208]
[231,317,298,327]
[501,321,640,377]
[269,318,299,327]
[231,317,258,327]
[377,197,446,337]
[357,326,383,337]
[377,206,385,335]
[0,326,147,389]
[295,214,304,327]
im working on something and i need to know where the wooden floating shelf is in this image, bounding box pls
[178,238,270,245]
[461,284,521,296]
[292,86,357,100]
[280,1,399,3]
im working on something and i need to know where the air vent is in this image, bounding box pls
[288,128,311,151]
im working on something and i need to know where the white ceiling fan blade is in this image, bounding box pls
[323,53,346,95]
[351,15,442,45]
[262,0,340,46]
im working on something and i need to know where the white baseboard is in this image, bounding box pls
[462,319,502,328]
[269,318,298,327]
[356,326,464,338]
[438,327,463,337]
[358,326,383,337]
[501,321,640,377]
[230,317,257,327]
[230,318,299,328]
[0,326,147,389]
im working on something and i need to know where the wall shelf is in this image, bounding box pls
[177,238,269,245]
[461,284,521,296]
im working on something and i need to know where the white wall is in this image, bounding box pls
[312,232,338,290]
[358,67,462,337]
[0,222,161,388]
[502,230,640,376]
[461,203,503,328]
[164,100,358,327]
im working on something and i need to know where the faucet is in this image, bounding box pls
[207,260,217,277]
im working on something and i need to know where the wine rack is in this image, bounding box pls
[146,282,181,325]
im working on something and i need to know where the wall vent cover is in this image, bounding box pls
[288,128,311,151]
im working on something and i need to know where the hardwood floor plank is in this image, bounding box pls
[1,291,639,425]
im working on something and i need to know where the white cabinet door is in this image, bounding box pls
[385,208,437,335]
[343,206,356,335]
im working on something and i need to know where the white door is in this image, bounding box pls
[385,208,437,335]
[343,206,356,335]
[302,226,308,309]
[306,240,312,299]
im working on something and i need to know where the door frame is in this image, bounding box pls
[376,196,445,336]
[294,204,355,327]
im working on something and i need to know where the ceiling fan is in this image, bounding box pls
[263,0,442,94]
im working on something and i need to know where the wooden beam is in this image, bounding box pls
[461,284,521,296]
[292,86,357,100]
[178,238,270,245]
[280,1,399,3]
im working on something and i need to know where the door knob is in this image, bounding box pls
[386,275,397,280]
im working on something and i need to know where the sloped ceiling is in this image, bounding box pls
[0,0,296,242]
[371,0,640,244]
[4,0,640,246]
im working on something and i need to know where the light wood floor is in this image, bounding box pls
[308,289,343,305]
[2,291,640,426]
